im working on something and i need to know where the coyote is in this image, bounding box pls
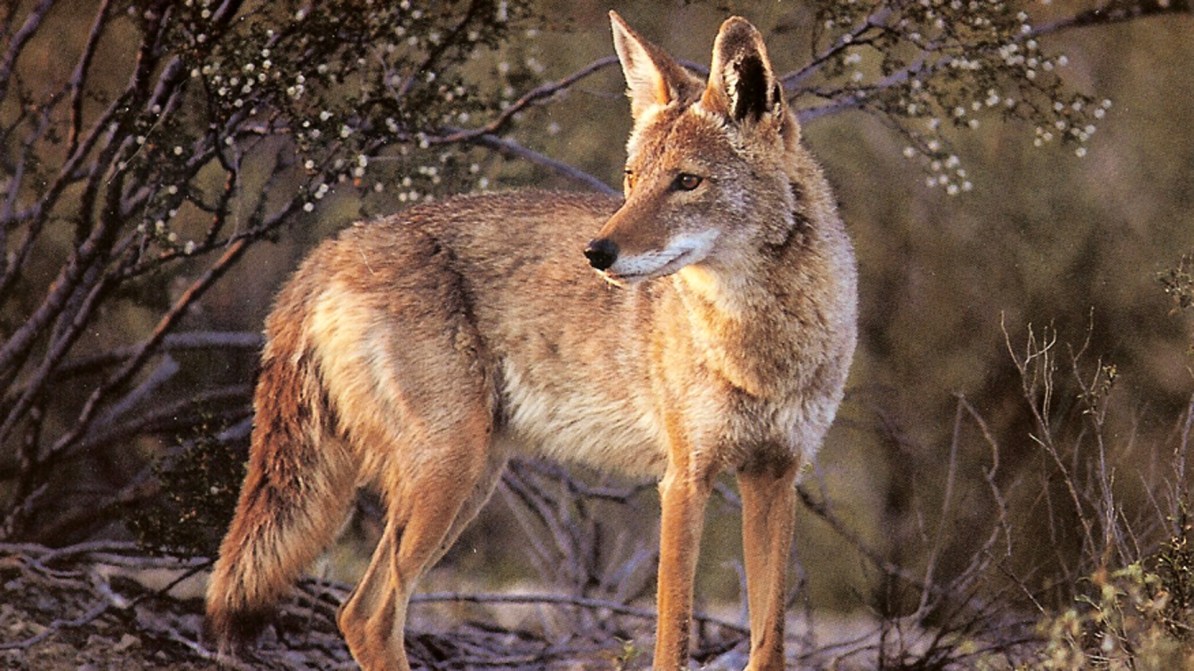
[206,11,856,671]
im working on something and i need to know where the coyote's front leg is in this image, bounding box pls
[737,460,801,671]
[653,458,715,670]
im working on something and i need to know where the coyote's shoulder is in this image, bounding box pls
[208,13,857,671]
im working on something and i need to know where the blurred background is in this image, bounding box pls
[2,0,1193,666]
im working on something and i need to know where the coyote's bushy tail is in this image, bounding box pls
[205,343,356,652]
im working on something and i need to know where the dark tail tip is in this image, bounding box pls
[204,601,272,659]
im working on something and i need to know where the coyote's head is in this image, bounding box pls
[585,12,805,286]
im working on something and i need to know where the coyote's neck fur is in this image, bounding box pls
[669,174,850,403]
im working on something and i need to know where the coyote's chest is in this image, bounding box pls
[495,359,669,477]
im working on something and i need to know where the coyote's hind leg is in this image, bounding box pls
[337,406,497,671]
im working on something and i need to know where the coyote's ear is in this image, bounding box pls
[701,17,786,127]
[610,11,701,122]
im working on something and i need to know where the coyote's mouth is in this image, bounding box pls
[598,247,703,286]
[597,230,720,287]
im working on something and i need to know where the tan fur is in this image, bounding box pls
[206,13,857,671]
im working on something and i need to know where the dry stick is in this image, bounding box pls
[0,92,59,284]
[783,6,894,92]
[1173,393,1194,521]
[792,1,1193,126]
[915,396,965,619]
[47,331,263,381]
[64,385,251,473]
[64,0,115,157]
[0,2,171,391]
[0,224,143,521]
[956,395,1015,559]
[1005,319,1097,568]
[1034,0,1193,36]
[393,0,488,101]
[498,466,570,582]
[0,0,54,101]
[472,133,616,194]
[410,591,749,637]
[431,55,619,146]
[48,236,249,462]
[0,599,110,651]
[795,484,934,597]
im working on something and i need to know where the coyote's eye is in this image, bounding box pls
[673,173,703,192]
[623,170,637,191]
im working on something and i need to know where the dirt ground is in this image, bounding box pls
[0,543,695,670]
[0,543,358,670]
[6,543,924,670]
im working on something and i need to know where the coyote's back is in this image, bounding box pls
[207,12,856,671]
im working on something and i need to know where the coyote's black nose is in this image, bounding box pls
[584,238,618,271]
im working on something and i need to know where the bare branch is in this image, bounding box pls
[49,237,250,459]
[431,55,619,146]
[0,0,54,101]
[1036,0,1193,36]
[471,133,616,195]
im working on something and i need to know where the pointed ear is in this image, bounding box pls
[701,17,786,126]
[609,11,701,122]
